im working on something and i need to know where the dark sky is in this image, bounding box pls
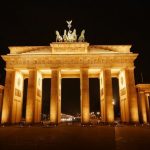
[0,0,150,115]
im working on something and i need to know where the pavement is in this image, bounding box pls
[0,124,150,150]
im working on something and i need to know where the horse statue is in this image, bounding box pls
[56,30,63,42]
[67,30,73,42]
[78,30,85,42]
[72,29,77,42]
[67,29,77,42]
[63,30,68,42]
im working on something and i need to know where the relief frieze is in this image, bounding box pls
[5,54,135,68]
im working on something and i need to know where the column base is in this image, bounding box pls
[49,122,58,126]
[81,121,91,125]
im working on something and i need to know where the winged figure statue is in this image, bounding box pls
[66,20,72,30]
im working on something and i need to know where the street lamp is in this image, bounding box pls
[112,99,116,105]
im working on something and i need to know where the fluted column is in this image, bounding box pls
[145,94,150,123]
[50,69,61,124]
[1,70,15,123]
[26,69,36,123]
[0,85,4,123]
[100,69,114,123]
[58,75,61,123]
[34,71,42,123]
[139,92,147,123]
[125,68,139,123]
[80,68,90,124]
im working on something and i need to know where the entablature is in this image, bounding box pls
[2,53,138,69]
[136,84,150,93]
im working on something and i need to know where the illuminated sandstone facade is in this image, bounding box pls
[1,42,139,124]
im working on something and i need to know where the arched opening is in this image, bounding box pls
[61,78,80,123]
[112,78,120,122]
[89,78,100,124]
[42,78,51,122]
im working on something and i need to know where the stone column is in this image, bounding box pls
[100,69,114,123]
[125,68,139,123]
[34,71,42,123]
[80,68,90,124]
[50,69,61,124]
[138,92,147,123]
[1,70,15,123]
[58,75,61,123]
[145,94,150,123]
[26,70,42,123]
[0,85,4,123]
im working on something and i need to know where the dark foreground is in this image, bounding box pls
[0,124,150,150]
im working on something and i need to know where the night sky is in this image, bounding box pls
[0,0,150,117]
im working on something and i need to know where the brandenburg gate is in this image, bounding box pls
[1,21,140,124]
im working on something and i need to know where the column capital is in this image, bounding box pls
[125,67,135,70]
[139,91,146,94]
[119,67,135,72]
[51,67,59,70]
[0,85,4,90]
[80,67,89,71]
[5,68,15,72]
[101,67,111,70]
[27,68,37,71]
